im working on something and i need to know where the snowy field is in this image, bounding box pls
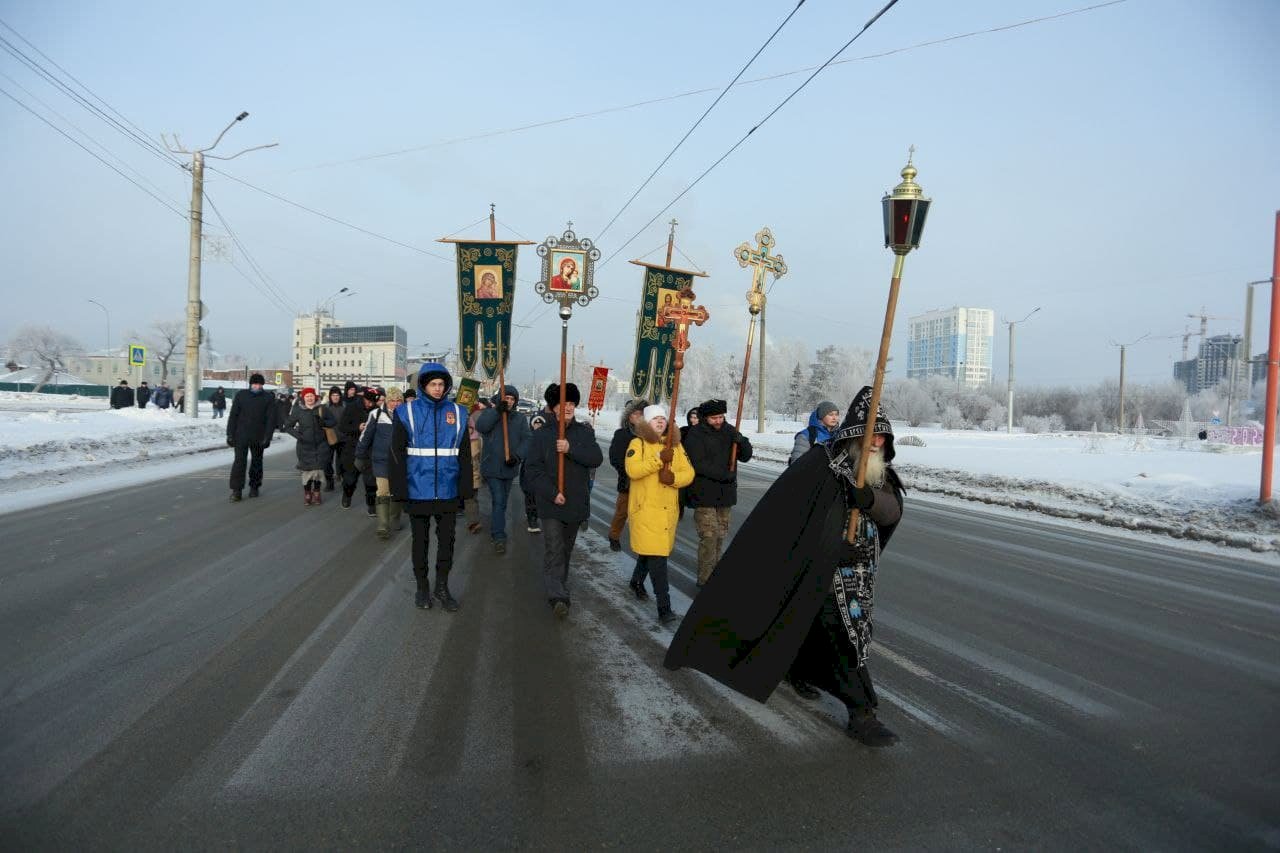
[592,409,1280,556]
[0,391,255,513]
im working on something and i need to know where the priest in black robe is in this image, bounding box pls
[664,385,906,746]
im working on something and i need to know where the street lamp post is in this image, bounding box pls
[848,150,931,543]
[87,299,110,355]
[1110,334,1149,434]
[313,287,353,390]
[1006,307,1040,432]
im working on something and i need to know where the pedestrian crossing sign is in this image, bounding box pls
[275,371,283,385]
[129,344,146,367]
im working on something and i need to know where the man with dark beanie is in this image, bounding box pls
[474,384,532,555]
[336,381,369,508]
[523,382,603,619]
[388,362,474,612]
[606,398,648,552]
[683,398,752,586]
[322,386,344,490]
[226,373,277,501]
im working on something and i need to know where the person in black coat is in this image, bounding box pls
[210,387,227,419]
[665,386,906,747]
[682,398,752,586]
[523,383,603,618]
[109,380,134,410]
[284,387,334,506]
[606,398,648,552]
[136,382,151,409]
[337,385,373,508]
[226,373,277,501]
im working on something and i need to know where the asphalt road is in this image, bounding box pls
[1,440,1277,849]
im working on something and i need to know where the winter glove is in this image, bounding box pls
[658,469,675,486]
[503,455,520,467]
[659,447,674,464]
[850,484,875,510]
[226,437,235,448]
[354,457,368,472]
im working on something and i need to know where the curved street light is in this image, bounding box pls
[1005,306,1041,431]
[87,299,110,353]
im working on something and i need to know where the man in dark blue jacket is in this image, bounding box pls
[389,363,475,612]
[474,384,532,555]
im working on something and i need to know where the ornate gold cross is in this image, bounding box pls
[734,226,788,315]
[657,287,710,370]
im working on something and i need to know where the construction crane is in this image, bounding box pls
[1186,307,1238,355]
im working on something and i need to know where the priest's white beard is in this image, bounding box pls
[856,446,887,489]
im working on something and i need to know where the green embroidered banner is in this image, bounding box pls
[454,242,519,379]
[630,265,695,404]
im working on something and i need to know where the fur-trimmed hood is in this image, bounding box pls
[635,418,681,446]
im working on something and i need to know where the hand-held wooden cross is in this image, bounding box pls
[657,287,710,470]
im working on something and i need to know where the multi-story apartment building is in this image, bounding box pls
[1173,334,1264,395]
[293,312,408,389]
[906,306,995,388]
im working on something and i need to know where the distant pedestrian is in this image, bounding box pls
[389,362,474,612]
[210,386,227,419]
[109,379,134,410]
[174,386,185,412]
[606,398,649,552]
[322,386,343,491]
[152,381,173,410]
[684,398,753,586]
[790,401,839,465]
[275,392,292,433]
[356,386,404,538]
[474,384,532,555]
[284,387,332,506]
[337,381,369,509]
[463,400,487,535]
[136,381,151,409]
[625,405,694,625]
[226,372,277,502]
[523,383,603,619]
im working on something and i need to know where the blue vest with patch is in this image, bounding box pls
[396,396,467,501]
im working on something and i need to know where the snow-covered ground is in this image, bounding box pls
[0,391,260,513]
[591,409,1280,556]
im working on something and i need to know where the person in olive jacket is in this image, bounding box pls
[682,398,753,586]
[523,383,603,618]
[226,373,277,501]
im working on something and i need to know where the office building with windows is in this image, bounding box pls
[293,313,408,389]
[906,306,995,388]
[1173,334,1263,395]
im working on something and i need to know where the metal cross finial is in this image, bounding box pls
[668,218,678,235]
[566,220,574,231]
[733,227,788,315]
[907,144,916,164]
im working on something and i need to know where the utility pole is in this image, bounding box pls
[1005,307,1040,432]
[164,113,276,417]
[758,302,766,432]
[1110,333,1148,434]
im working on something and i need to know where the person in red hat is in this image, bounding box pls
[284,387,335,506]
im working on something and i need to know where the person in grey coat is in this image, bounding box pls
[355,387,405,539]
[474,384,532,555]
[284,387,334,506]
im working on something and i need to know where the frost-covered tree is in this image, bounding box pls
[787,363,806,419]
[146,319,185,382]
[939,404,967,430]
[883,378,937,427]
[9,325,81,392]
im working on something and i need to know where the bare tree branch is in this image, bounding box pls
[8,325,82,393]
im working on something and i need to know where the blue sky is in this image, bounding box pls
[1,0,1277,389]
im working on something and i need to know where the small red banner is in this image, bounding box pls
[588,366,609,413]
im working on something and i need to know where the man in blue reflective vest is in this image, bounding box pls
[389,362,475,612]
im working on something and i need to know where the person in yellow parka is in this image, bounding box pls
[625,404,695,624]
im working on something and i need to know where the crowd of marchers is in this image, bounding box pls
[219,364,908,748]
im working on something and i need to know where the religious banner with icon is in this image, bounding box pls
[588,366,609,413]
[443,241,523,379]
[454,377,481,409]
[627,261,707,404]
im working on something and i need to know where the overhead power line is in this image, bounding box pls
[203,191,298,315]
[286,0,1127,175]
[206,165,455,263]
[595,0,806,241]
[600,0,902,270]
[0,30,182,171]
[0,84,187,220]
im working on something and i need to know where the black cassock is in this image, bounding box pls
[664,444,903,704]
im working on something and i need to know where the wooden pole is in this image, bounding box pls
[848,253,905,543]
[1261,210,1280,503]
[729,314,758,472]
[490,203,496,240]
[557,312,569,495]
[497,325,510,461]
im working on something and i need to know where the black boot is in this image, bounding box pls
[787,676,821,701]
[434,574,459,612]
[324,477,335,492]
[846,709,898,747]
[628,579,649,600]
[248,485,260,498]
[414,585,433,609]
[341,484,354,508]
[365,491,377,518]
[230,489,242,502]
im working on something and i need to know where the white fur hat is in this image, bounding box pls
[642,404,667,423]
